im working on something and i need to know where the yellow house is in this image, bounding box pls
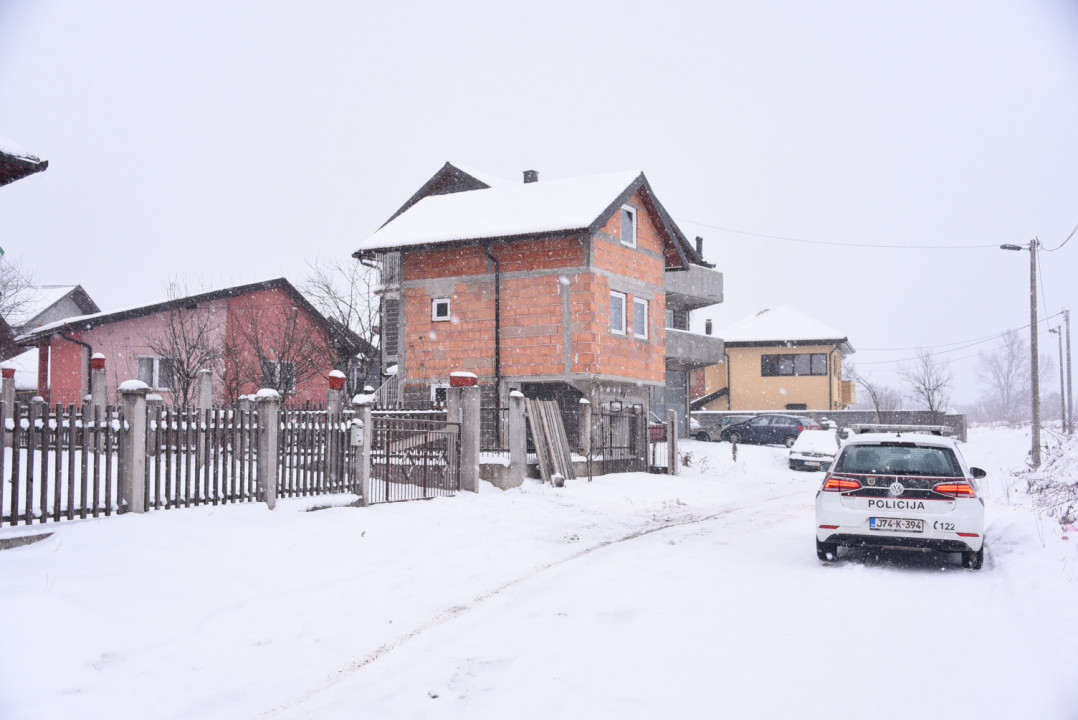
[693,306,856,412]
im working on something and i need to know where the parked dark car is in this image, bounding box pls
[691,413,752,442]
[720,414,820,448]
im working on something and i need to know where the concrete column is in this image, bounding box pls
[507,391,526,488]
[667,409,679,476]
[1,369,15,445]
[90,354,107,414]
[460,384,480,493]
[119,381,150,513]
[579,398,592,457]
[256,390,281,510]
[197,369,213,412]
[352,395,372,506]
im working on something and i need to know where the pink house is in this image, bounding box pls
[16,279,364,407]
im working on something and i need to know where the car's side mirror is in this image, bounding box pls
[970,467,987,479]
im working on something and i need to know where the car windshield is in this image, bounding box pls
[835,443,961,477]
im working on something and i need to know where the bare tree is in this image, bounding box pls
[223,296,338,403]
[847,366,903,421]
[144,281,223,408]
[300,258,379,395]
[901,350,953,417]
[0,256,37,323]
[978,330,1029,425]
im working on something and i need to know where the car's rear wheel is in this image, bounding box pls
[695,432,711,442]
[816,539,838,562]
[784,435,797,448]
[728,431,742,444]
[962,547,984,570]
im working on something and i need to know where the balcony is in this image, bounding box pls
[665,264,723,313]
[665,328,724,372]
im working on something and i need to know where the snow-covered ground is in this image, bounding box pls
[0,426,1076,719]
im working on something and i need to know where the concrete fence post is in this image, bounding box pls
[352,394,372,506]
[579,398,593,481]
[2,368,14,448]
[197,369,213,411]
[119,381,150,513]
[667,409,679,476]
[327,371,346,484]
[256,390,281,510]
[508,390,526,488]
[446,373,480,493]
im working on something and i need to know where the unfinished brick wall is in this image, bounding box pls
[400,191,666,387]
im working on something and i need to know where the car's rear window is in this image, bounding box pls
[835,443,961,477]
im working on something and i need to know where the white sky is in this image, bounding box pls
[1,0,1076,405]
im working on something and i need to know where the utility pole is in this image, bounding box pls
[1067,309,1073,437]
[1050,327,1065,432]
[1030,238,1041,466]
[1000,238,1041,466]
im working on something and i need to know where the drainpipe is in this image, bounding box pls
[60,328,94,399]
[724,351,732,411]
[482,244,502,419]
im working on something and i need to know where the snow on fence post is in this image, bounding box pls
[351,392,372,506]
[255,389,281,510]
[507,390,526,488]
[119,380,150,513]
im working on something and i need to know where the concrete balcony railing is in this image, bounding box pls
[665,328,725,372]
[665,264,724,313]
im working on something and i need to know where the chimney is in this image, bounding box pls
[705,319,713,336]
[523,170,538,184]
[695,236,704,257]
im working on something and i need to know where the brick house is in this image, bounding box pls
[16,278,367,407]
[354,164,724,429]
[691,306,856,413]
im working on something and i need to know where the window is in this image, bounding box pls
[261,360,297,393]
[761,353,828,377]
[432,298,451,322]
[610,291,626,334]
[620,206,637,248]
[137,356,176,390]
[431,383,449,408]
[383,298,400,357]
[633,298,649,339]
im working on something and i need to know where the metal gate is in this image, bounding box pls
[597,410,645,474]
[369,415,460,503]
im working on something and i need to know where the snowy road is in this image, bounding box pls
[1,428,1076,719]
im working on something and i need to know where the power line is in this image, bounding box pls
[675,217,1000,250]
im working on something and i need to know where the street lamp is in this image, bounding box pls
[1049,327,1066,433]
[1000,238,1041,466]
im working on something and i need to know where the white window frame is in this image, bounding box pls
[633,297,649,340]
[261,360,297,394]
[620,205,637,248]
[431,383,450,408]
[432,297,451,322]
[137,355,176,391]
[610,291,627,335]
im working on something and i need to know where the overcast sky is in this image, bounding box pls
[1,0,1076,405]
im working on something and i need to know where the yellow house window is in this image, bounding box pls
[761,353,827,377]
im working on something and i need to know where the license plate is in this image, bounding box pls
[804,461,820,468]
[870,517,924,533]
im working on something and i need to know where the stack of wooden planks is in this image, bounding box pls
[525,398,576,484]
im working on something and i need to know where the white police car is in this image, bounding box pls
[814,429,986,569]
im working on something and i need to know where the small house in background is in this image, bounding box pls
[0,133,48,188]
[691,306,855,412]
[354,162,725,431]
[15,278,367,407]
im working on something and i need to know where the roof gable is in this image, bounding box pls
[381,162,507,228]
[0,134,48,187]
[357,168,707,267]
[16,278,366,355]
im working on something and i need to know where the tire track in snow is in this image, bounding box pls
[256,488,807,719]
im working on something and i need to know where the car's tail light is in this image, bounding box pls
[932,482,977,498]
[796,425,804,431]
[822,475,862,492]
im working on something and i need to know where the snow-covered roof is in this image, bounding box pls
[6,285,82,328]
[0,133,37,161]
[449,163,509,188]
[719,306,854,353]
[357,171,642,252]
